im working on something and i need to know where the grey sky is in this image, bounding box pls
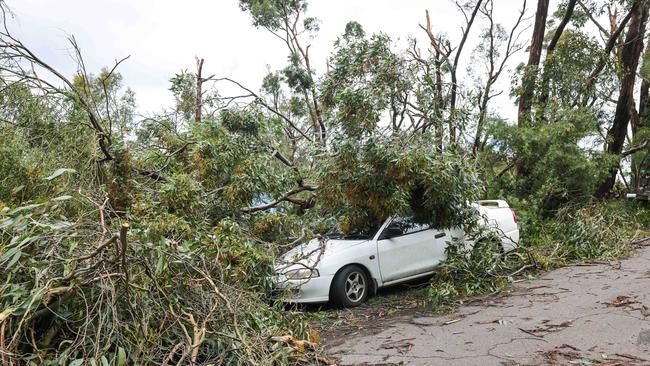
[6,0,560,120]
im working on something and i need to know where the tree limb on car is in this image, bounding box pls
[240,183,317,213]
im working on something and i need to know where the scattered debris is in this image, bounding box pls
[613,353,647,362]
[540,348,581,364]
[443,318,462,325]
[559,344,581,351]
[315,355,339,365]
[379,338,415,354]
[270,334,339,365]
[271,334,317,352]
[522,320,572,336]
[440,311,481,326]
[518,327,543,338]
[605,295,637,307]
[476,318,513,325]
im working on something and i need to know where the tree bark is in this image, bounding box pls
[195,57,204,123]
[595,1,649,198]
[548,0,577,54]
[633,41,650,189]
[638,41,650,136]
[517,0,550,127]
[538,0,577,111]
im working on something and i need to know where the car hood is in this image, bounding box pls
[279,237,369,267]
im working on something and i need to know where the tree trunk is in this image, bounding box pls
[434,50,445,152]
[638,41,650,136]
[517,0,550,127]
[538,0,577,112]
[472,89,491,155]
[195,57,204,123]
[633,41,650,189]
[595,1,649,198]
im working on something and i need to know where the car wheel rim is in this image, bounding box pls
[345,272,366,302]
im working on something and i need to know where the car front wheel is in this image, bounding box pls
[331,265,369,307]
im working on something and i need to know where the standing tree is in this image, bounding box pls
[595,0,649,197]
[239,0,325,144]
[420,0,484,145]
[471,0,527,154]
[517,0,549,127]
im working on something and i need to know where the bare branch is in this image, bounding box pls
[622,138,650,157]
[585,7,635,87]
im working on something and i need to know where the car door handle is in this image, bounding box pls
[434,232,446,239]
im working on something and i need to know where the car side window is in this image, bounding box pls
[381,217,432,239]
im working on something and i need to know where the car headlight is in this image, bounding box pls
[284,268,319,280]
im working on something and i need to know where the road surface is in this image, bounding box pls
[323,242,650,365]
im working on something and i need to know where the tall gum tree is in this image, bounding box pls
[517,0,550,127]
[595,0,649,198]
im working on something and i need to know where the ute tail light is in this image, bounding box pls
[510,207,518,224]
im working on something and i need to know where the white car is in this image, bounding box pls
[275,200,519,307]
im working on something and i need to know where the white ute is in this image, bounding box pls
[275,200,519,307]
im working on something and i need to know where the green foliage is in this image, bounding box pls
[321,25,409,137]
[250,212,302,243]
[221,107,261,135]
[0,131,33,203]
[0,198,307,365]
[160,172,204,216]
[486,109,610,214]
[169,70,197,120]
[429,239,515,305]
[239,0,311,31]
[283,53,314,92]
[527,202,641,263]
[72,69,136,139]
[429,201,650,306]
[542,30,609,106]
[318,134,482,230]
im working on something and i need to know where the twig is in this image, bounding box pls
[78,235,117,261]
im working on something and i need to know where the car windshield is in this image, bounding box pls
[325,222,381,240]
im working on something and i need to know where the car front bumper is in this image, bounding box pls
[274,274,334,303]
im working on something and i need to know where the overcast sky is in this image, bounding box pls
[5,0,561,121]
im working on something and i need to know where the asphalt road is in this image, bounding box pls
[324,242,650,365]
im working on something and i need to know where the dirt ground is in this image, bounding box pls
[320,241,650,365]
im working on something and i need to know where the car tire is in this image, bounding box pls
[471,237,504,260]
[330,265,369,308]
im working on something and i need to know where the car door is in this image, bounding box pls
[376,217,448,283]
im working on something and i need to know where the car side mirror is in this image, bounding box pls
[380,227,402,240]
